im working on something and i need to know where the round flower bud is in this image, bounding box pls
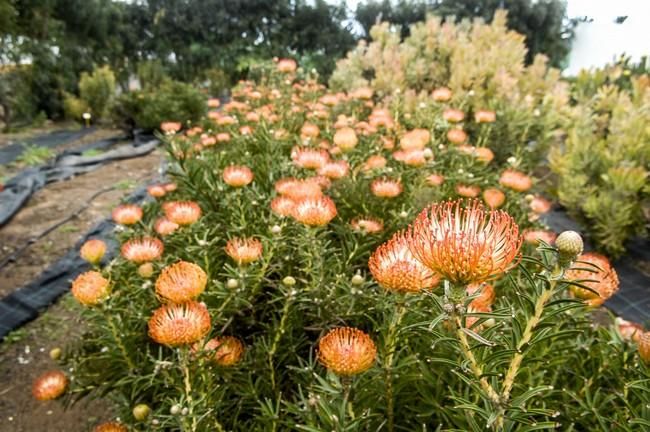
[351,274,364,286]
[399,211,408,219]
[226,278,239,289]
[49,347,62,361]
[138,262,155,278]
[556,231,583,259]
[133,404,151,421]
[270,225,282,234]
[170,405,181,415]
[283,276,296,286]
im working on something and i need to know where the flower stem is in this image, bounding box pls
[453,315,501,405]
[268,290,294,394]
[180,348,198,432]
[101,309,135,372]
[385,302,407,432]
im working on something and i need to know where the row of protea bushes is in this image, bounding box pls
[31,59,649,431]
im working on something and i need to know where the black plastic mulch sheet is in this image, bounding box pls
[0,134,158,227]
[542,210,650,324]
[0,187,149,339]
[0,127,97,165]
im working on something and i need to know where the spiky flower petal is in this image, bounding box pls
[156,261,207,303]
[407,199,522,285]
[318,327,376,376]
[148,301,211,347]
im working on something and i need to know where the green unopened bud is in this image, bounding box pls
[133,403,151,421]
[283,276,296,286]
[226,278,239,289]
[270,225,282,234]
[138,263,155,278]
[556,231,583,258]
[170,404,181,415]
[49,347,62,361]
[351,274,364,286]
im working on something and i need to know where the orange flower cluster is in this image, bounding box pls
[318,327,377,376]
[566,252,620,307]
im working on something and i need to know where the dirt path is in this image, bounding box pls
[0,144,163,430]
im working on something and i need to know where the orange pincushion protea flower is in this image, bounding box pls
[371,178,402,198]
[523,229,557,246]
[148,301,211,347]
[318,327,376,376]
[71,271,110,306]
[616,318,643,342]
[275,178,323,200]
[407,200,522,285]
[80,239,106,264]
[121,237,164,263]
[147,184,167,198]
[300,122,320,140]
[639,332,650,364]
[351,217,384,234]
[456,184,480,198]
[443,108,465,123]
[277,58,297,73]
[566,252,619,307]
[223,165,254,187]
[94,422,128,432]
[291,146,329,169]
[195,336,245,366]
[369,231,440,293]
[156,261,207,303]
[466,282,496,310]
[475,110,496,123]
[154,217,180,236]
[292,196,337,226]
[225,237,263,265]
[426,174,445,186]
[112,204,143,225]
[499,169,533,192]
[482,188,506,209]
[363,155,387,171]
[32,370,68,401]
[333,127,358,151]
[319,160,349,179]
[447,128,467,144]
[163,201,202,225]
[270,196,296,217]
[160,122,182,134]
[400,129,430,150]
[432,87,452,102]
[529,196,552,214]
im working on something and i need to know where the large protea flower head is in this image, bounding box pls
[112,204,143,225]
[223,165,254,187]
[225,237,263,265]
[194,336,245,366]
[155,261,207,303]
[163,201,202,226]
[369,231,439,293]
[566,252,619,307]
[318,327,377,376]
[407,199,522,286]
[121,237,164,263]
[32,370,68,401]
[291,196,337,226]
[148,301,211,347]
[80,239,107,265]
[71,271,110,306]
[291,146,329,170]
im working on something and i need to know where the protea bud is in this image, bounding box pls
[80,239,106,265]
[32,370,68,401]
[133,403,151,421]
[49,347,62,361]
[556,231,583,265]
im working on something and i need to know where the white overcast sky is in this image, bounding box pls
[332,0,650,73]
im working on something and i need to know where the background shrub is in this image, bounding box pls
[78,66,116,120]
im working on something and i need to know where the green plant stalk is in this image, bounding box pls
[268,291,295,394]
[101,309,135,372]
[385,302,407,432]
[501,279,557,402]
[342,377,355,422]
[453,315,501,405]
[181,348,198,432]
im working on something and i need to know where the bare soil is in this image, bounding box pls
[0,129,162,431]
